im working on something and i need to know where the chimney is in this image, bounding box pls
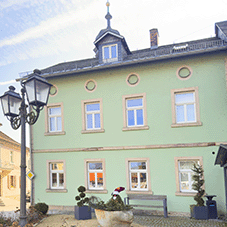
[150,28,159,49]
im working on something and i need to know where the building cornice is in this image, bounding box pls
[33,141,224,153]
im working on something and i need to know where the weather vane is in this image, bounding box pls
[105,0,112,28]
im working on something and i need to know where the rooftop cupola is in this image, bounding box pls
[94,1,131,63]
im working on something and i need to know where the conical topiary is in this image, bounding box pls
[191,163,205,206]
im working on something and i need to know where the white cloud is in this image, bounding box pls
[0,1,100,49]
[0,79,16,85]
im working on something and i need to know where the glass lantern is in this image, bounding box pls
[0,86,22,117]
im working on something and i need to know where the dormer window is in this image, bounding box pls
[102,44,118,62]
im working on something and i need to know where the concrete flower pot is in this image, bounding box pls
[95,209,134,227]
[190,205,208,220]
[74,206,92,220]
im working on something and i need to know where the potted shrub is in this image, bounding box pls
[190,163,208,220]
[74,185,91,220]
[89,187,133,227]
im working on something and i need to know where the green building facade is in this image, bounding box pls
[30,10,227,215]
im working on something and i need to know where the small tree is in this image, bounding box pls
[191,163,205,206]
[75,186,89,207]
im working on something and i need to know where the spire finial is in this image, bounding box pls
[105,1,112,28]
[106,1,110,13]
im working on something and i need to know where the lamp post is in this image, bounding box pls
[0,69,52,227]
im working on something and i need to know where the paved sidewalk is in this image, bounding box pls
[35,213,227,227]
[134,214,227,227]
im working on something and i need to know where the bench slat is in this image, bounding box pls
[127,195,167,200]
[131,205,164,208]
[124,194,168,218]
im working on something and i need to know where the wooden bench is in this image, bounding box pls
[124,194,168,218]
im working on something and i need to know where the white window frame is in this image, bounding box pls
[125,158,152,194]
[171,87,202,127]
[84,159,107,194]
[44,103,65,136]
[46,160,67,192]
[102,44,118,63]
[174,157,204,196]
[85,103,101,130]
[81,99,104,134]
[122,93,149,131]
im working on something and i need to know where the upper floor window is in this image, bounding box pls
[86,103,101,130]
[171,87,202,127]
[49,107,62,132]
[44,103,65,136]
[122,93,149,131]
[102,44,118,62]
[81,99,104,134]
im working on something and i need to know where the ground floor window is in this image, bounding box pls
[46,160,67,192]
[125,158,152,194]
[84,159,107,193]
[174,157,204,196]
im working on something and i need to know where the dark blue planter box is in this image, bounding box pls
[190,205,208,220]
[74,206,92,220]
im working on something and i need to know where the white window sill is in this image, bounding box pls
[46,189,68,193]
[86,189,108,194]
[122,125,149,131]
[81,129,105,134]
[44,131,66,136]
[126,190,153,195]
[175,191,196,196]
[171,122,202,128]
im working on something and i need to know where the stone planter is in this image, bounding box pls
[74,206,92,220]
[190,205,208,220]
[95,209,134,227]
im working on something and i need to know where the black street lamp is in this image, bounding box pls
[0,69,52,227]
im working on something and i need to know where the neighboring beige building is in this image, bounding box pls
[0,131,30,205]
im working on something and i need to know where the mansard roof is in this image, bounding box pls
[20,20,227,80]
[39,36,227,79]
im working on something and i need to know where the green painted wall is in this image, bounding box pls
[34,146,225,213]
[33,53,227,150]
[32,52,227,213]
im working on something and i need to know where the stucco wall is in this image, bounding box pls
[32,52,227,213]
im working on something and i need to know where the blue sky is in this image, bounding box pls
[0,0,227,145]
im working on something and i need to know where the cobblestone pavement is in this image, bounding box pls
[133,215,227,227]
